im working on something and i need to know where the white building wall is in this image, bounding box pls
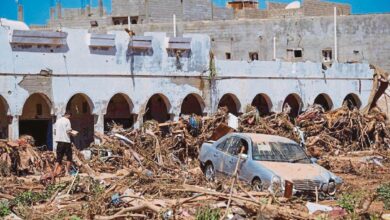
[0,26,374,143]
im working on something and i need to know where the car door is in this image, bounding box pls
[212,136,231,174]
[223,136,241,176]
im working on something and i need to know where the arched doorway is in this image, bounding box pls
[283,93,303,118]
[180,93,205,116]
[218,93,241,116]
[314,93,333,111]
[343,93,362,110]
[66,93,94,149]
[252,93,272,116]
[104,93,135,131]
[19,93,53,148]
[143,94,171,123]
[0,96,9,139]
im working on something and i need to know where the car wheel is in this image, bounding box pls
[204,163,215,181]
[252,178,263,192]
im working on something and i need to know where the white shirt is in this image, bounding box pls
[54,117,72,143]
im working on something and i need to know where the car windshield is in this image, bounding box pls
[252,141,310,163]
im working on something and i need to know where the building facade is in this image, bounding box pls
[0,24,373,149]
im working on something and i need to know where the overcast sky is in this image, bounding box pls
[1,0,389,25]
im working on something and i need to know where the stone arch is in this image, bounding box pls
[66,93,94,149]
[251,93,272,116]
[283,93,303,118]
[19,93,53,147]
[343,93,362,110]
[144,93,172,123]
[218,93,241,116]
[0,96,9,139]
[65,93,94,115]
[314,93,333,111]
[104,93,136,131]
[180,93,205,116]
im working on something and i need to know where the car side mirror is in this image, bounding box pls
[239,153,248,161]
[310,157,318,164]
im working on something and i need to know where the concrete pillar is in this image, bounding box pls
[8,116,19,140]
[17,4,24,22]
[94,114,104,144]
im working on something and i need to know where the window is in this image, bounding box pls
[249,52,259,61]
[130,16,139,24]
[227,138,248,156]
[287,48,303,61]
[216,138,231,152]
[225,52,231,60]
[252,142,309,163]
[294,50,302,58]
[322,49,332,62]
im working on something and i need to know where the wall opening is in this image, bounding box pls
[249,52,259,61]
[322,49,332,62]
[218,94,241,116]
[66,93,94,150]
[314,93,333,111]
[0,96,9,139]
[144,94,171,123]
[251,93,272,116]
[104,93,135,131]
[287,48,303,61]
[19,93,53,148]
[180,94,205,116]
[343,93,362,110]
[283,94,302,118]
[225,52,231,60]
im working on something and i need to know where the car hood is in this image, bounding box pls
[257,161,332,182]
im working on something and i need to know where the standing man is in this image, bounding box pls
[53,111,75,176]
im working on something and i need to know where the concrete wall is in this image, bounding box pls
[115,14,390,73]
[0,27,374,145]
[303,0,350,16]
[267,2,288,10]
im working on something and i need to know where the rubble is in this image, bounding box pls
[0,106,389,219]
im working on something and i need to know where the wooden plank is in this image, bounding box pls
[11,36,67,45]
[169,37,191,43]
[12,30,67,38]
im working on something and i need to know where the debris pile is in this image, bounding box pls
[0,105,389,219]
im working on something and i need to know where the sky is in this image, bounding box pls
[0,0,389,25]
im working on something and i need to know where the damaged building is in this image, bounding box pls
[29,0,390,74]
[0,20,375,149]
[0,0,389,149]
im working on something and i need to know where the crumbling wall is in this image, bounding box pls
[303,0,350,16]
